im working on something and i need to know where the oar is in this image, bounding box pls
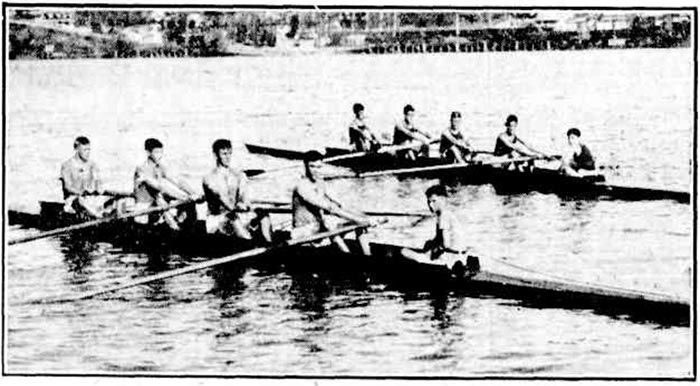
[327,155,539,180]
[318,139,440,164]
[249,200,431,218]
[248,140,441,180]
[31,222,373,304]
[7,198,203,246]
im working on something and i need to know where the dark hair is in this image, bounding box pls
[403,104,415,115]
[505,114,518,126]
[144,138,163,152]
[353,103,364,115]
[73,136,90,148]
[303,150,324,164]
[212,138,232,153]
[425,184,448,198]
[566,128,581,137]
[450,111,461,120]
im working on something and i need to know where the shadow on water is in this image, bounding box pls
[209,266,248,300]
[287,272,333,321]
[59,237,98,277]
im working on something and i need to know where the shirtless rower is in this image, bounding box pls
[133,138,198,230]
[203,139,272,243]
[401,185,467,266]
[393,104,432,160]
[560,128,596,177]
[439,111,474,164]
[348,103,381,152]
[60,136,106,218]
[291,151,372,254]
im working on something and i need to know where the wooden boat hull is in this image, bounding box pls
[8,203,689,325]
[269,241,689,326]
[246,144,689,203]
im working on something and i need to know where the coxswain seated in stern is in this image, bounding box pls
[401,185,475,273]
[291,151,374,255]
[560,128,598,178]
[203,139,273,243]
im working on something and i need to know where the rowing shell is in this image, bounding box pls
[246,144,689,203]
[8,202,689,326]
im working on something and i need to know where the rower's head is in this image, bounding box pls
[73,136,91,162]
[566,128,582,146]
[450,111,462,130]
[425,184,448,215]
[403,104,415,124]
[353,103,365,120]
[505,114,518,132]
[303,150,324,181]
[144,138,164,164]
[212,139,233,168]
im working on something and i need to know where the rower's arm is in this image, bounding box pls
[443,132,472,152]
[514,136,545,157]
[202,178,236,212]
[395,123,431,143]
[498,133,538,157]
[162,167,198,197]
[297,183,368,224]
[235,174,251,210]
[134,166,169,195]
[441,215,463,252]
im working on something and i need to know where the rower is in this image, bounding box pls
[439,111,474,164]
[203,139,272,242]
[401,184,467,264]
[393,104,432,160]
[348,103,381,152]
[60,136,107,218]
[494,114,547,170]
[291,151,372,255]
[560,128,596,177]
[133,138,198,230]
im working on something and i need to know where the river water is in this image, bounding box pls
[4,48,694,377]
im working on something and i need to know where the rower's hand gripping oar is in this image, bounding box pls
[7,197,204,246]
[26,222,376,305]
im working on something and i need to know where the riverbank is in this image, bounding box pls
[8,10,692,60]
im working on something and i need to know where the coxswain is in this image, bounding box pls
[133,138,198,230]
[439,111,474,164]
[401,184,467,265]
[348,103,381,152]
[560,128,596,177]
[60,136,107,218]
[203,139,272,242]
[393,104,432,160]
[291,151,372,254]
